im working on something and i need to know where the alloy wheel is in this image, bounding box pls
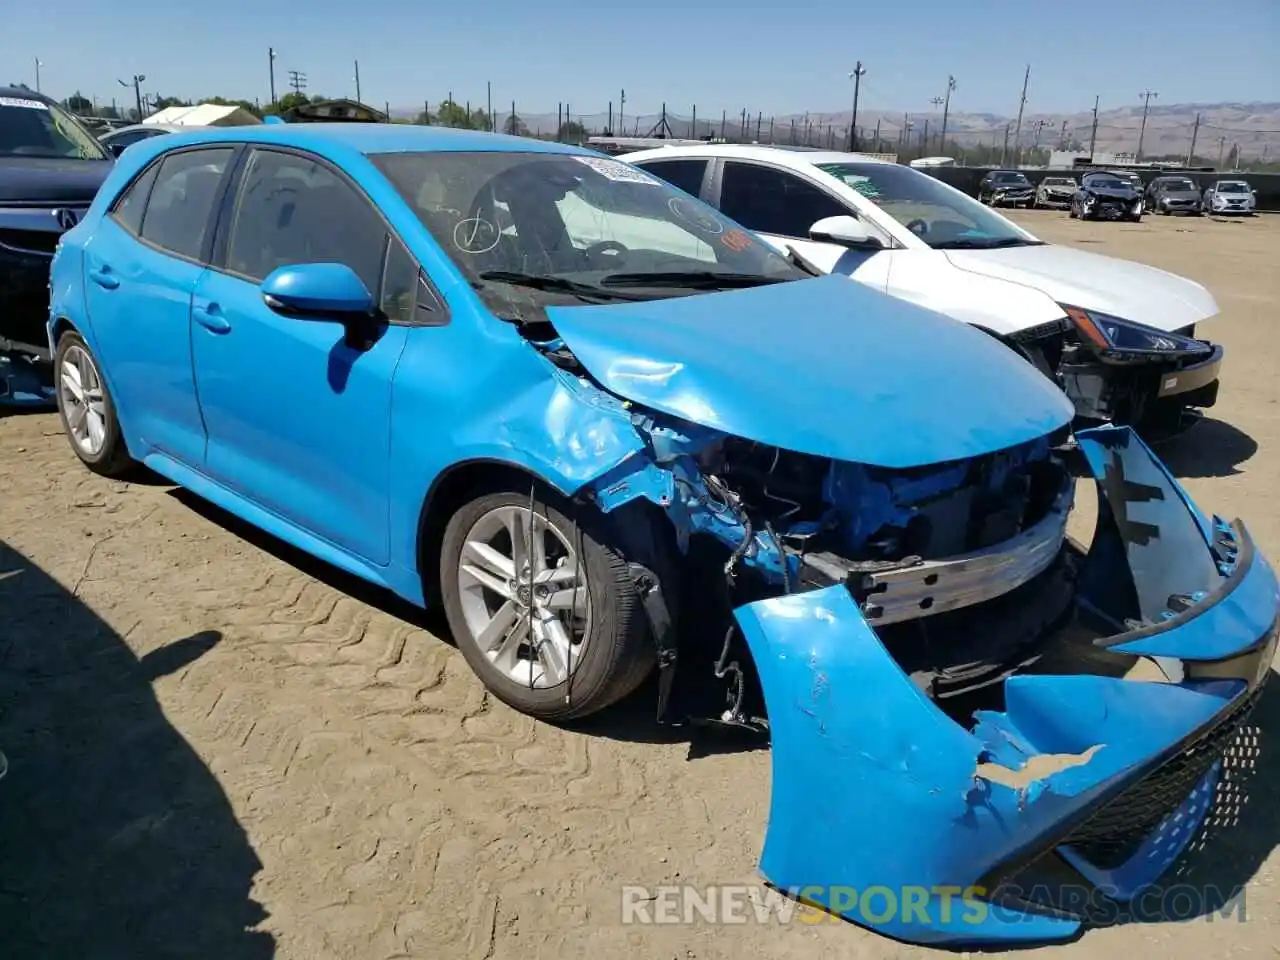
[59,344,107,457]
[455,504,592,689]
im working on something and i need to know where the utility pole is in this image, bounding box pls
[288,70,306,97]
[1031,118,1047,153]
[1089,95,1100,156]
[939,75,956,155]
[691,105,697,138]
[619,89,626,138]
[921,118,930,152]
[873,117,881,150]
[1135,90,1158,161]
[756,112,762,141]
[118,75,146,121]
[721,109,727,140]
[34,57,42,93]
[928,96,943,153]
[847,61,866,151]
[487,81,492,130]
[741,107,747,140]
[1186,112,1201,166]
[353,60,362,104]
[268,48,277,106]
[1058,119,1069,150]
[1001,121,1012,166]
[1216,136,1227,168]
[510,100,516,136]
[1011,64,1030,166]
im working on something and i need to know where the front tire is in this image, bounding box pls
[439,485,660,721]
[53,330,134,477]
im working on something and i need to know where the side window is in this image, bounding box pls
[139,148,234,260]
[110,162,160,236]
[635,159,707,198]
[718,162,847,238]
[225,148,387,293]
[380,233,445,325]
[106,129,154,150]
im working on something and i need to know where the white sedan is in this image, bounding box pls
[618,144,1225,435]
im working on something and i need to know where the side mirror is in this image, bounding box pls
[107,142,126,157]
[808,215,882,249]
[261,262,375,315]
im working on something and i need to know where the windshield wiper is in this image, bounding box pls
[785,245,824,277]
[476,270,643,302]
[931,237,1044,250]
[599,270,789,289]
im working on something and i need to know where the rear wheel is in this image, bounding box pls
[439,485,660,721]
[53,330,134,477]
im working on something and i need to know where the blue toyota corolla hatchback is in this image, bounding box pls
[48,124,1276,945]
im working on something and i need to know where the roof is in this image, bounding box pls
[143,103,262,127]
[617,143,895,168]
[0,86,55,104]
[136,123,598,157]
[104,122,211,137]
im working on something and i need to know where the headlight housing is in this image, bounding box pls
[1061,305,1213,357]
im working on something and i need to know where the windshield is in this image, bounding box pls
[1087,175,1126,189]
[993,172,1030,185]
[0,95,108,160]
[372,151,804,319]
[1217,182,1249,194]
[1042,178,1075,186]
[1160,179,1196,191]
[814,161,1040,250]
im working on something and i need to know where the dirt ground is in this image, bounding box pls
[1,211,1278,959]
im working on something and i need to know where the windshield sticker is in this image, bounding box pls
[721,229,753,252]
[667,196,724,234]
[452,216,501,255]
[0,96,50,111]
[573,156,661,185]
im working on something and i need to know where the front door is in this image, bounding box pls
[190,147,409,564]
[713,159,891,284]
[81,146,236,466]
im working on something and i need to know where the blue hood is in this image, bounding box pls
[546,275,1074,468]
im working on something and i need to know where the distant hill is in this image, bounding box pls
[391,99,1280,161]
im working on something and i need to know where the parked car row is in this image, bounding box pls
[5,89,1276,948]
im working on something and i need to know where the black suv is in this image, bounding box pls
[1,87,112,402]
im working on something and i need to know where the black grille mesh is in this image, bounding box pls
[1060,675,1267,870]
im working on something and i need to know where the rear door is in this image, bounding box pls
[81,145,236,466]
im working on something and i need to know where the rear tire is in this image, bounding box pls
[53,330,134,478]
[439,484,663,721]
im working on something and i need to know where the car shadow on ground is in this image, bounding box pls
[165,488,768,759]
[0,539,274,957]
[1148,416,1259,478]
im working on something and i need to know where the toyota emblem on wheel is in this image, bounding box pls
[54,208,80,230]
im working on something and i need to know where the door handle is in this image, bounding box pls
[88,266,120,289]
[193,303,232,334]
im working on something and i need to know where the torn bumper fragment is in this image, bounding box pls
[734,425,1278,945]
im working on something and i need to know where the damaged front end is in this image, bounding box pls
[727,426,1276,945]
[532,278,1272,945]
[577,405,1274,945]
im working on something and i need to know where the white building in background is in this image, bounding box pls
[1046,149,1139,169]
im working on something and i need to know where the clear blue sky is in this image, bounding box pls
[4,0,1277,118]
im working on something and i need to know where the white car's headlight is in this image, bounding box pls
[1061,305,1212,357]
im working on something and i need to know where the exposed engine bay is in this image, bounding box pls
[530,305,1086,716]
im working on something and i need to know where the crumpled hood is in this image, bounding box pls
[946,244,1219,332]
[545,275,1073,469]
[0,157,112,204]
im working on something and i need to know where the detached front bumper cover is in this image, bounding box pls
[734,425,1277,945]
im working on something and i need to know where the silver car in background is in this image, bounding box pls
[1202,179,1257,215]
[1033,176,1078,209]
